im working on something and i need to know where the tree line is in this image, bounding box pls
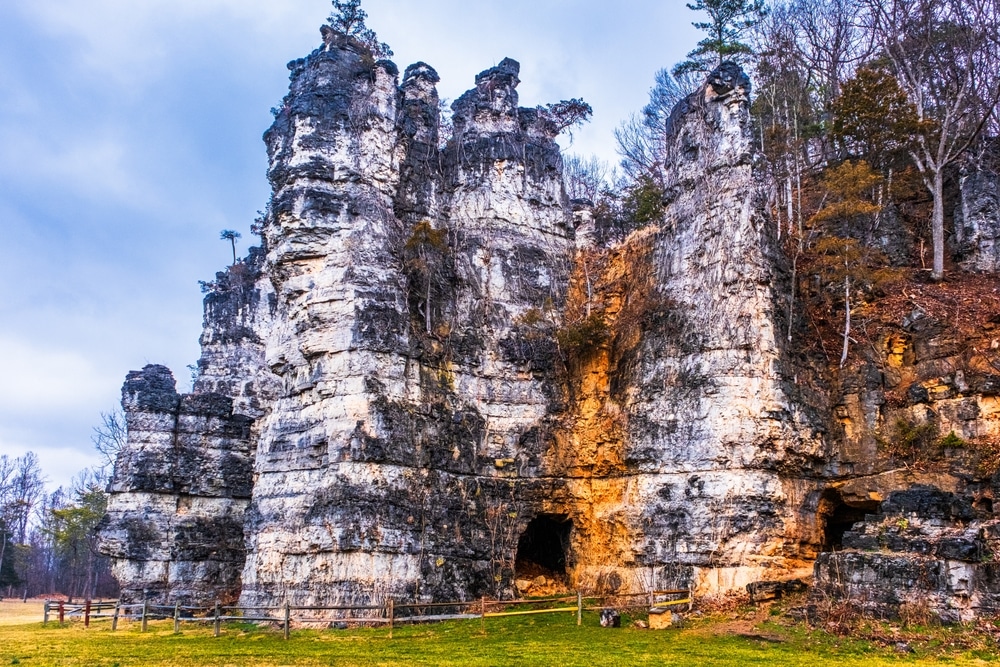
[567,0,1000,364]
[0,412,123,601]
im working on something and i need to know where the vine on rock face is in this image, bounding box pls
[404,220,451,336]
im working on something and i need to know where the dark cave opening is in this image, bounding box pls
[515,514,572,574]
[819,489,880,552]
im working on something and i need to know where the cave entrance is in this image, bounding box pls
[515,514,571,575]
[819,489,881,552]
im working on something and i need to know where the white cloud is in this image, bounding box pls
[13,0,320,87]
[0,432,100,493]
[0,130,157,209]
[0,336,114,414]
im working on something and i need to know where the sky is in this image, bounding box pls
[0,0,701,492]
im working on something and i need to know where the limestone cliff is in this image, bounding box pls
[99,23,1000,616]
[99,365,254,604]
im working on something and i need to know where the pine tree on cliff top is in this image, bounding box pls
[327,0,393,60]
[674,0,768,76]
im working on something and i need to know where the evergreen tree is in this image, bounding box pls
[220,229,241,265]
[830,65,922,174]
[47,478,109,601]
[674,0,768,76]
[327,0,393,60]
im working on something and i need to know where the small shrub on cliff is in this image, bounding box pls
[973,437,1000,477]
[879,416,939,466]
[937,430,967,450]
[622,176,665,228]
[556,313,609,360]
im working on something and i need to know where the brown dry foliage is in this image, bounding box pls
[802,270,1000,369]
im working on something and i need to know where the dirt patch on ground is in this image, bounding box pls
[686,602,787,641]
[0,600,45,626]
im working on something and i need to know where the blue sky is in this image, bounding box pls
[0,0,700,491]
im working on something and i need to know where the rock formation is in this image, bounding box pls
[956,154,1000,273]
[813,486,1000,622]
[99,365,255,604]
[99,23,1000,620]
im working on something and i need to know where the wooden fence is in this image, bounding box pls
[43,589,691,638]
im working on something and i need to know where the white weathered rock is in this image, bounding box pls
[99,26,1000,615]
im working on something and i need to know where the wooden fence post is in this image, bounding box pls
[387,598,393,640]
[576,591,582,626]
[283,601,290,641]
[43,600,49,625]
[480,596,486,634]
[173,602,180,634]
[84,599,91,628]
[141,599,148,633]
[111,601,120,631]
[58,600,64,624]
[213,601,221,637]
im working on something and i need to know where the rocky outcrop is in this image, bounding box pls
[237,36,578,609]
[98,365,254,604]
[566,62,824,594]
[956,151,1000,272]
[813,486,1000,623]
[99,22,1000,616]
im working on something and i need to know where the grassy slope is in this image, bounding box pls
[0,610,996,667]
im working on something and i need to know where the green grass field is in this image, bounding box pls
[1,606,998,667]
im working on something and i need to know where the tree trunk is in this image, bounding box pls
[931,170,945,281]
[840,275,851,368]
[425,272,432,334]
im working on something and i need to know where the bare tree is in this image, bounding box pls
[0,456,15,586]
[787,0,875,104]
[865,0,1000,280]
[563,154,612,202]
[615,69,700,185]
[483,483,522,600]
[91,409,127,478]
[7,453,45,545]
[404,220,450,334]
[0,452,46,592]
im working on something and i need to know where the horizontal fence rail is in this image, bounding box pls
[42,587,694,639]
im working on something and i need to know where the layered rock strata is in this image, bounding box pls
[239,36,575,607]
[813,486,1000,622]
[100,24,1000,613]
[99,365,255,604]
